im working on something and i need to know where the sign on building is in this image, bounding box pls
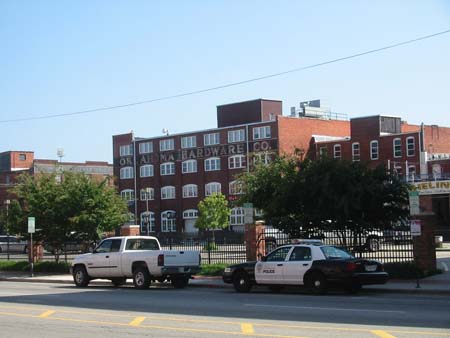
[408,191,420,216]
[410,219,421,236]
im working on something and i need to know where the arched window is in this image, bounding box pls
[204,157,220,171]
[229,180,243,195]
[160,162,175,175]
[161,186,176,199]
[406,137,415,157]
[161,210,176,232]
[183,184,198,198]
[205,182,221,196]
[140,188,154,201]
[229,155,245,169]
[120,167,134,179]
[370,140,379,160]
[140,211,155,234]
[393,138,402,158]
[120,189,134,201]
[140,165,154,177]
[183,209,198,219]
[182,160,197,174]
[230,207,245,225]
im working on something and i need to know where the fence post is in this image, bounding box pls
[207,231,211,265]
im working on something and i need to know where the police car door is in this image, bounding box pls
[282,246,313,285]
[255,246,292,284]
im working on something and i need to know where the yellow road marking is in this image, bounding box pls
[371,330,397,338]
[129,316,146,326]
[38,310,55,318]
[241,323,255,334]
[0,304,449,337]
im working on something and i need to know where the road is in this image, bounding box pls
[0,282,448,338]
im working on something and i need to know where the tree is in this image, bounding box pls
[9,171,128,260]
[195,193,231,242]
[239,156,410,240]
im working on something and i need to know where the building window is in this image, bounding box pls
[406,137,415,157]
[205,157,220,171]
[161,186,175,199]
[432,164,442,179]
[228,129,245,143]
[408,165,416,181]
[120,167,134,179]
[204,133,220,146]
[352,143,360,162]
[253,152,271,166]
[140,188,154,201]
[253,126,271,140]
[319,146,328,158]
[183,209,198,219]
[120,144,133,156]
[160,139,174,151]
[181,136,197,149]
[393,138,402,158]
[370,140,379,160]
[182,160,197,174]
[121,189,134,201]
[161,210,176,232]
[394,164,403,176]
[19,154,26,161]
[229,155,245,169]
[229,180,243,195]
[333,144,341,159]
[205,182,221,196]
[140,165,154,177]
[230,207,245,225]
[140,212,155,233]
[160,162,175,175]
[183,184,198,198]
[139,142,153,154]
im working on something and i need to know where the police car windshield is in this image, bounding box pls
[321,246,354,259]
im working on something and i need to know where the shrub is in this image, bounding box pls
[384,262,442,279]
[198,263,228,276]
[0,261,70,273]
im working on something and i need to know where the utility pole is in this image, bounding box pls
[5,199,10,260]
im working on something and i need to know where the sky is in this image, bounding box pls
[1,1,449,163]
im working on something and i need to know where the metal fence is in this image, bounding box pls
[258,227,414,264]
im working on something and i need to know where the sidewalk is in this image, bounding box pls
[1,271,449,295]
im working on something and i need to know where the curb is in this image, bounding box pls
[1,277,449,295]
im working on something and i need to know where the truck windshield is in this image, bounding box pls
[125,238,159,251]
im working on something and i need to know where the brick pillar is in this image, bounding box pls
[120,224,140,236]
[413,213,437,273]
[244,221,266,261]
[28,242,44,263]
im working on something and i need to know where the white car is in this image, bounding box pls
[0,235,28,253]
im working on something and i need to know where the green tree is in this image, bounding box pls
[195,193,231,242]
[8,171,128,261]
[239,156,410,240]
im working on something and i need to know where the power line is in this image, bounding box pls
[2,29,449,124]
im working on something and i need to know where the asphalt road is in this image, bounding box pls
[0,281,449,338]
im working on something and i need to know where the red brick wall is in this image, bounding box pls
[424,125,450,154]
[8,151,34,170]
[277,116,350,158]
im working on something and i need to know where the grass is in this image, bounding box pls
[197,263,228,276]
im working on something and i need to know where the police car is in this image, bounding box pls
[222,240,388,293]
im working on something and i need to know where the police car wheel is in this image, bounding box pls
[233,271,252,293]
[305,272,327,294]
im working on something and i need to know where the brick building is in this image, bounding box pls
[113,99,351,234]
[0,151,113,225]
[313,115,450,239]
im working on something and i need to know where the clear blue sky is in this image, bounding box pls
[1,1,449,163]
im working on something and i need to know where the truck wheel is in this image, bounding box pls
[73,266,90,287]
[111,278,126,287]
[305,272,327,294]
[171,275,189,289]
[133,267,151,289]
[232,271,252,293]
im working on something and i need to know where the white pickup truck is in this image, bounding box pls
[70,236,201,289]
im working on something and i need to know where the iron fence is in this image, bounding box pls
[258,227,414,264]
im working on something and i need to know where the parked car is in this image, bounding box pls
[223,240,388,294]
[43,241,93,254]
[70,236,201,289]
[0,235,28,253]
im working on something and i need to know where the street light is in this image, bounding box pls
[5,199,10,261]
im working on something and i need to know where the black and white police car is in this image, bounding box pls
[223,240,388,293]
